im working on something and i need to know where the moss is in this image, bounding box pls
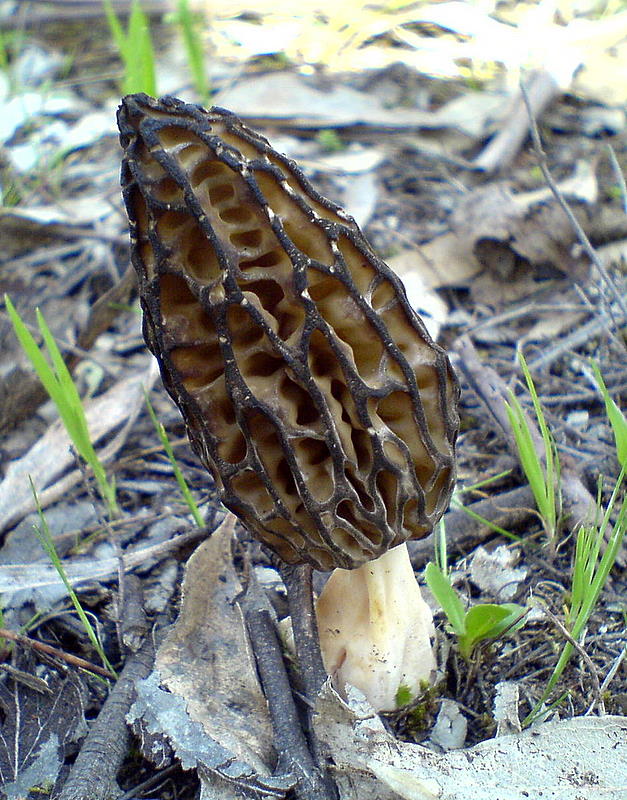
[395,684,413,708]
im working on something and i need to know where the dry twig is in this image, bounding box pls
[56,636,155,800]
[537,604,605,717]
[520,78,627,329]
[0,627,116,680]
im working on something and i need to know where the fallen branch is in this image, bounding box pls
[56,636,155,800]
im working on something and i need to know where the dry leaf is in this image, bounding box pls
[413,162,599,305]
[156,514,273,770]
[0,654,86,800]
[212,72,435,128]
[450,179,594,281]
[129,515,290,797]
[395,234,482,290]
[315,685,627,800]
[468,545,527,602]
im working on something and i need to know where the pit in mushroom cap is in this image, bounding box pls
[117,93,459,574]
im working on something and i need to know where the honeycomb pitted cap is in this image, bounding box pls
[118,94,459,571]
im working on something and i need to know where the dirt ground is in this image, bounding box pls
[0,3,625,799]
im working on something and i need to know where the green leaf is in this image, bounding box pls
[480,603,527,638]
[36,309,87,446]
[103,0,156,96]
[464,604,513,643]
[425,562,466,637]
[5,296,63,409]
[394,684,413,708]
[102,0,127,56]
[130,0,156,96]
[505,362,558,539]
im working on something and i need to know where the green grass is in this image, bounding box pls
[6,293,207,528]
[523,467,625,726]
[425,524,527,664]
[102,0,215,104]
[451,472,521,542]
[503,355,626,725]
[505,351,561,546]
[172,0,211,104]
[145,392,204,528]
[591,360,627,467]
[432,356,625,708]
[31,479,117,678]
[5,295,119,520]
[102,0,156,96]
[103,0,210,102]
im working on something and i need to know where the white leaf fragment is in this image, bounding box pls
[315,685,627,800]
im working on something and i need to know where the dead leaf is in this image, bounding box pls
[129,515,290,797]
[451,180,593,281]
[393,234,481,291]
[412,162,599,304]
[0,654,86,800]
[156,514,273,769]
[212,72,434,128]
[407,160,607,295]
[315,685,627,800]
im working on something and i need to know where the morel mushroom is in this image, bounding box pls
[118,94,459,711]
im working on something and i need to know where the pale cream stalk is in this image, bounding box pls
[316,542,436,712]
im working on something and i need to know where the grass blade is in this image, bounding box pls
[102,0,127,58]
[128,0,156,96]
[176,0,210,104]
[523,467,625,725]
[591,361,627,467]
[505,351,560,542]
[6,295,119,519]
[5,296,67,412]
[30,478,117,678]
[145,392,204,528]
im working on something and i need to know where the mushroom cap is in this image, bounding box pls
[118,93,459,571]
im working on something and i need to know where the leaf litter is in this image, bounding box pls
[0,1,625,798]
[0,652,87,800]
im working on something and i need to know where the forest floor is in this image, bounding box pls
[0,2,625,799]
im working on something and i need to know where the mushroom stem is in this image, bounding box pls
[316,542,436,712]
